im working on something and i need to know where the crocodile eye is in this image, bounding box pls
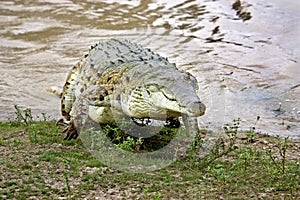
[99,95,104,101]
[184,73,191,80]
[148,85,158,92]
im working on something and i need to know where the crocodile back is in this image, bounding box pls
[61,39,168,119]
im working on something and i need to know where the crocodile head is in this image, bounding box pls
[118,68,206,120]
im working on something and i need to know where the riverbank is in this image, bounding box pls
[0,119,299,199]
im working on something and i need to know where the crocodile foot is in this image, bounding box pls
[56,118,69,126]
[62,120,79,140]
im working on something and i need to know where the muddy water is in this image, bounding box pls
[0,0,299,139]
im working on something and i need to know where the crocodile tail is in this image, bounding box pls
[61,62,81,120]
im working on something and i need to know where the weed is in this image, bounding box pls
[41,112,48,121]
[39,153,57,163]
[264,137,297,192]
[116,136,143,152]
[23,179,35,185]
[143,188,150,199]
[224,118,240,148]
[152,193,163,200]
[13,139,25,146]
[14,104,24,123]
[277,137,289,175]
[3,181,18,188]
[198,118,240,167]
[24,108,33,122]
[247,116,260,143]
[87,159,105,168]
[239,151,251,172]
[28,124,38,143]
[98,121,178,152]
[63,169,71,193]
[20,163,33,170]
[14,105,33,124]
[266,136,289,175]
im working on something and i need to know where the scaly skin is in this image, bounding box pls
[61,39,206,140]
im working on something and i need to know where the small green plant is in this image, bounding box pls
[186,119,241,170]
[41,112,48,121]
[263,136,300,193]
[208,119,240,163]
[266,136,289,175]
[191,129,207,151]
[224,118,240,148]
[63,170,71,193]
[14,105,33,124]
[239,151,251,172]
[13,139,25,146]
[14,104,24,122]
[152,193,163,200]
[143,188,150,199]
[116,136,143,152]
[100,121,178,152]
[28,124,38,143]
[213,164,230,184]
[247,116,260,143]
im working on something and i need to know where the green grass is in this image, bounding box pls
[0,117,299,199]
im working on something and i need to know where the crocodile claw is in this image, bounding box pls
[62,120,79,140]
[56,118,69,126]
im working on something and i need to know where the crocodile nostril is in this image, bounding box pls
[188,101,206,117]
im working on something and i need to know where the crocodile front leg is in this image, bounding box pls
[63,85,113,140]
[63,119,78,140]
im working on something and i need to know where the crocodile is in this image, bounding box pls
[61,39,206,140]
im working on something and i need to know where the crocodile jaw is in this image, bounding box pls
[121,85,206,119]
[148,90,206,117]
[151,95,206,118]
